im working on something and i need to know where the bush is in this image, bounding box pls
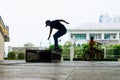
[17,52,25,60]
[82,43,89,52]
[8,52,16,60]
[106,49,115,59]
[49,44,62,50]
[112,44,120,56]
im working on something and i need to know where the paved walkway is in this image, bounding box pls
[0,60,120,80]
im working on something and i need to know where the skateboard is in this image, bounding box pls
[51,49,62,54]
[51,49,62,62]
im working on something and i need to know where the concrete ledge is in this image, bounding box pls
[26,50,61,62]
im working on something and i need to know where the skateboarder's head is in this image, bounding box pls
[45,20,51,27]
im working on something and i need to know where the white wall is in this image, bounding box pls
[0,33,4,60]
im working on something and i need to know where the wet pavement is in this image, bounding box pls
[0,60,120,80]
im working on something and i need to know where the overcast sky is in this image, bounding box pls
[0,0,120,48]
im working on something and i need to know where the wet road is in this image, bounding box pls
[0,61,120,80]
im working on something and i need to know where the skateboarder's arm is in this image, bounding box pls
[47,28,53,40]
[59,19,69,24]
[95,41,102,45]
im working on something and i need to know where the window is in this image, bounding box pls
[104,34,116,40]
[104,34,110,39]
[90,34,101,40]
[75,34,86,40]
[110,34,116,39]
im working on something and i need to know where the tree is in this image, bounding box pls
[62,41,73,59]
[24,42,34,48]
[64,41,73,47]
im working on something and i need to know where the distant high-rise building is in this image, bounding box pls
[99,14,120,23]
[114,15,120,23]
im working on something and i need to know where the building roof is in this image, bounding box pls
[69,23,120,30]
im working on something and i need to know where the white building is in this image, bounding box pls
[0,16,10,60]
[68,23,120,45]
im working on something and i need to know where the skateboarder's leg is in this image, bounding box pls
[53,29,67,50]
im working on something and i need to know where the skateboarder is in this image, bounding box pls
[45,19,69,51]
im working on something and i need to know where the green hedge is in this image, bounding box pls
[49,44,62,50]
[17,52,25,60]
[8,52,16,60]
[106,48,116,59]
[112,44,120,56]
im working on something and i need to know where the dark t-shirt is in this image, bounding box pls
[50,20,66,30]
